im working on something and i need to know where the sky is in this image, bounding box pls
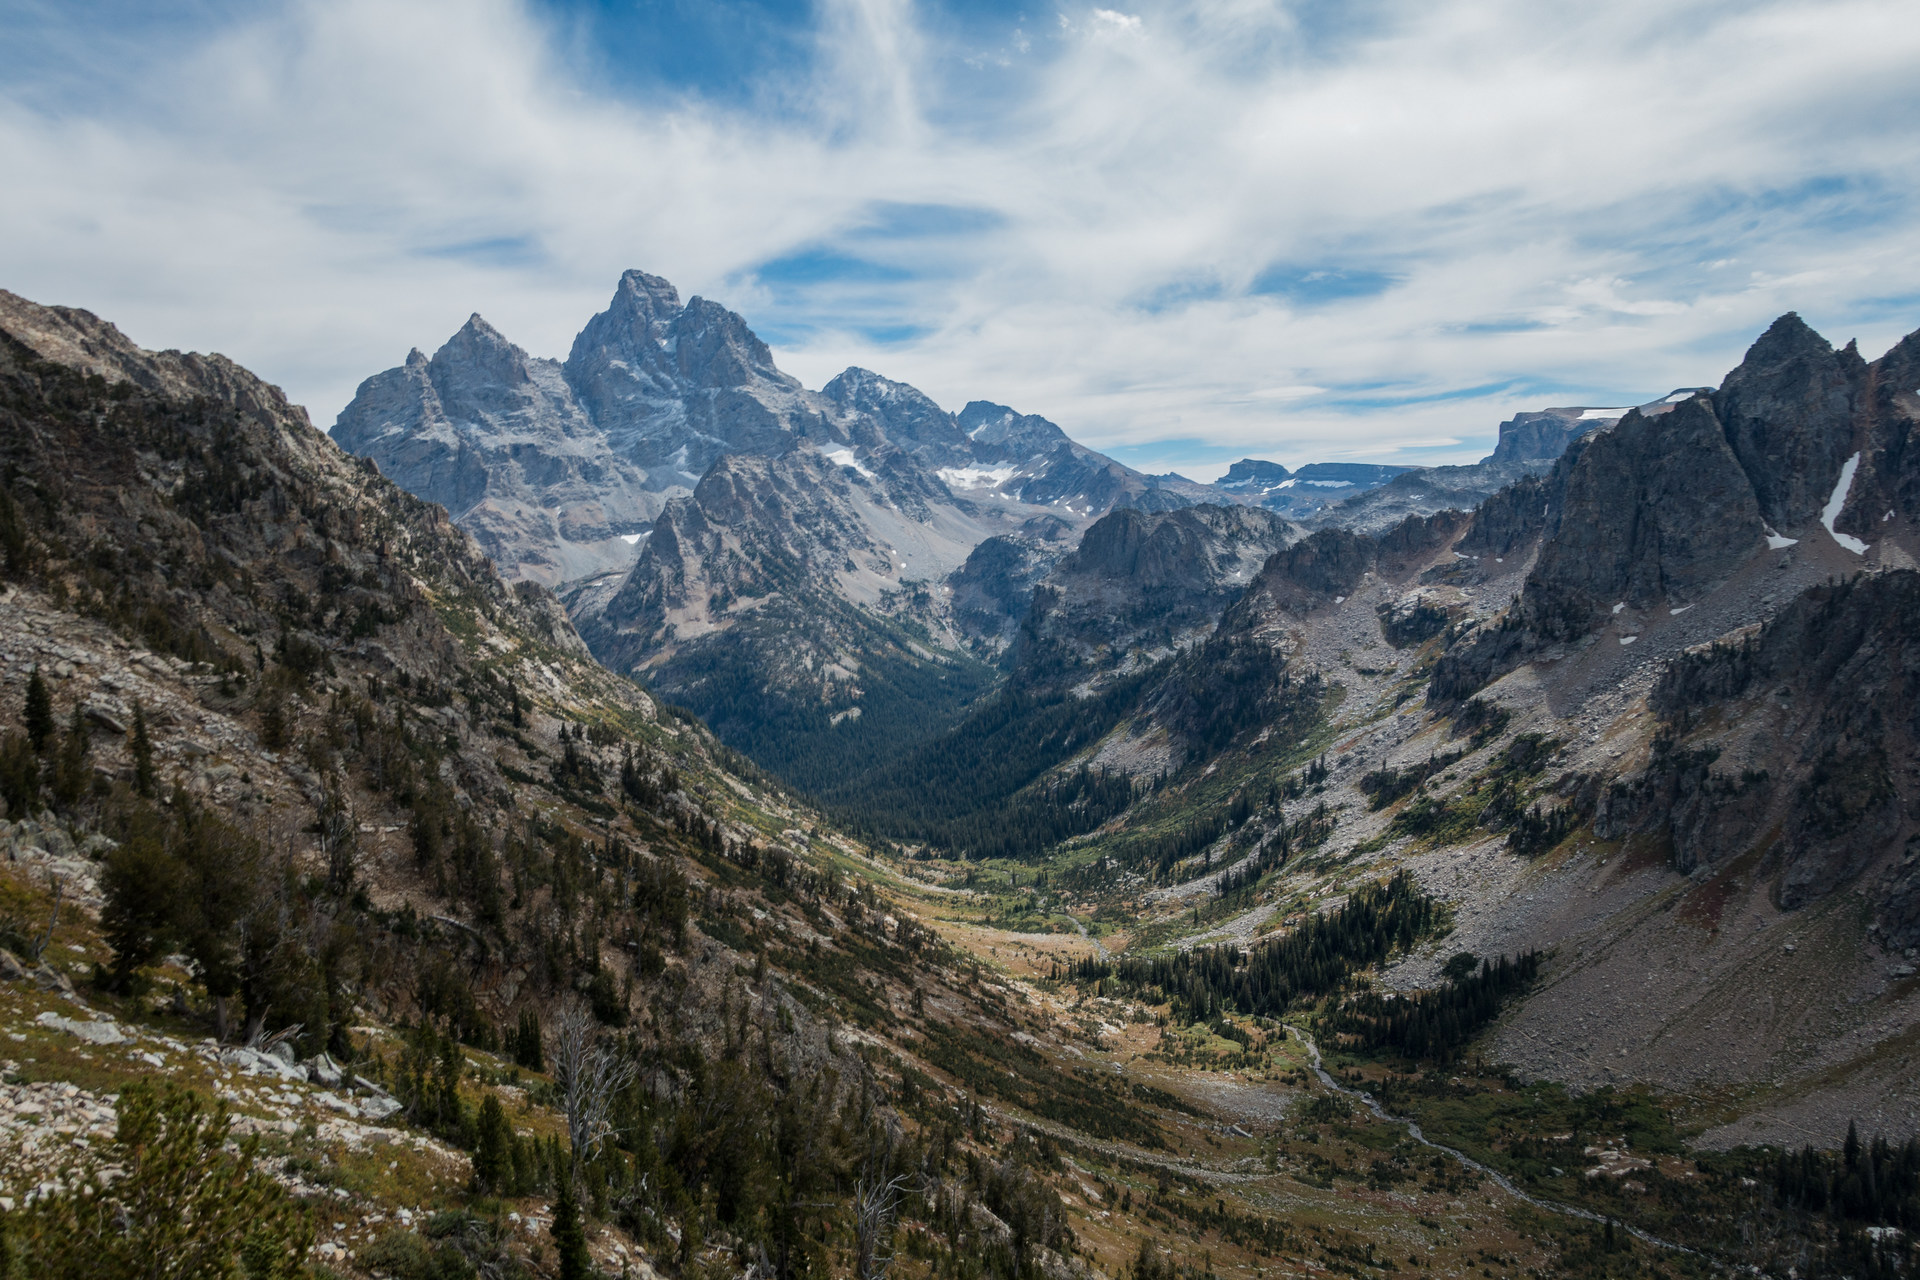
[2,0,1918,479]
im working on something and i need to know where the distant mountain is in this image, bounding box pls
[1269,390,1709,535]
[334,270,1212,788]
[334,271,1188,587]
[1210,461,1416,517]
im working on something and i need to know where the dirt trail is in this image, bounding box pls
[1064,914,1110,959]
[1285,1027,1695,1255]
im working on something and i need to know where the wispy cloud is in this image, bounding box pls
[2,0,1917,473]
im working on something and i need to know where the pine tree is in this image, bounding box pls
[0,733,38,819]
[551,1178,591,1280]
[50,703,88,810]
[130,702,156,797]
[472,1095,513,1194]
[22,667,52,752]
[513,1009,544,1072]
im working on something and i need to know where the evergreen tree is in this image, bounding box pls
[22,666,52,752]
[472,1095,514,1194]
[0,733,37,819]
[551,1178,591,1280]
[513,1009,544,1072]
[130,702,156,797]
[50,702,89,810]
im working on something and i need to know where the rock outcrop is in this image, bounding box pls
[1018,505,1297,674]
[1433,315,1920,701]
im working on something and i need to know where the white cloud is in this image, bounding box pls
[1,0,1917,467]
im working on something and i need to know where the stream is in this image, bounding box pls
[1286,1026,1695,1256]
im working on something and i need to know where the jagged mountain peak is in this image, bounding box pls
[430,311,533,387]
[610,267,685,327]
[1714,310,1861,533]
[824,365,925,403]
[824,366,971,459]
[671,295,796,391]
[957,399,1068,451]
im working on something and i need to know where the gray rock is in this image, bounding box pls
[219,1046,307,1081]
[81,702,127,734]
[303,1053,344,1087]
[32,963,75,996]
[35,1011,124,1045]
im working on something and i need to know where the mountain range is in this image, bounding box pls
[333,269,1696,793]
[4,278,1918,1278]
[337,272,1920,1147]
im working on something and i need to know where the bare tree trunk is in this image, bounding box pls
[854,1148,915,1280]
[551,997,637,1183]
[212,993,231,1044]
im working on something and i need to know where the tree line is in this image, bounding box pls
[1066,872,1440,1023]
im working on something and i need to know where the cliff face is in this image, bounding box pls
[332,312,660,584]
[1524,395,1769,637]
[1601,570,1920,935]
[1713,313,1864,534]
[1017,505,1297,673]
[1434,314,1920,699]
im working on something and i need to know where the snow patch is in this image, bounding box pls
[1580,408,1630,420]
[823,447,874,479]
[1302,479,1352,489]
[1763,528,1797,550]
[1669,605,1691,616]
[936,464,1018,490]
[1619,635,1638,646]
[1611,602,1625,614]
[1665,391,1694,404]
[619,533,644,546]
[1820,452,1867,554]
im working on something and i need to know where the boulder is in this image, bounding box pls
[303,1053,344,1087]
[35,1010,125,1045]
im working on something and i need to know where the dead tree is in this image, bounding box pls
[853,1143,917,1280]
[551,997,636,1182]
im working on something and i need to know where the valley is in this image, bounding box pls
[0,282,1914,1280]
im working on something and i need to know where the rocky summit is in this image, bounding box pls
[334,270,1188,589]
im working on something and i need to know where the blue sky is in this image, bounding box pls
[3,0,1918,478]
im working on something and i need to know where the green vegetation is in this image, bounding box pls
[1072,872,1439,1022]
[0,1081,313,1279]
[826,670,1153,859]
[1327,951,1541,1063]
